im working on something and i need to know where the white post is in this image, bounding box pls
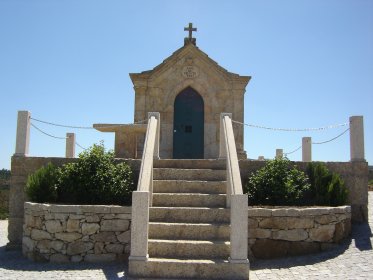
[219,113,232,159]
[65,133,76,158]
[15,111,31,156]
[350,116,365,162]
[148,112,160,160]
[302,137,312,162]
[229,194,249,264]
[276,149,283,159]
[129,191,149,261]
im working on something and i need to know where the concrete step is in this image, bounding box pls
[154,159,226,170]
[129,258,250,280]
[153,180,226,194]
[149,222,230,240]
[149,207,230,223]
[153,168,226,181]
[148,239,230,259]
[152,193,226,207]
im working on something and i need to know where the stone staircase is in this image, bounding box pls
[129,160,250,280]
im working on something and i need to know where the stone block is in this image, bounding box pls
[251,239,290,259]
[334,220,351,243]
[315,215,337,225]
[259,217,285,229]
[272,229,308,241]
[81,205,111,214]
[66,219,80,232]
[24,215,42,229]
[84,253,116,262]
[286,217,314,229]
[69,214,85,220]
[50,254,69,263]
[66,241,94,255]
[92,232,117,243]
[105,244,124,254]
[55,232,82,242]
[248,208,271,217]
[309,225,335,242]
[101,219,130,232]
[71,255,83,262]
[45,220,63,233]
[22,236,35,251]
[115,213,132,219]
[248,218,258,228]
[248,228,271,239]
[81,223,100,235]
[86,215,100,223]
[288,241,320,256]
[272,208,300,217]
[94,242,105,254]
[30,229,52,241]
[117,230,131,243]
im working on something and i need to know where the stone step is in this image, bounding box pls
[153,180,226,194]
[129,258,250,280]
[150,207,230,223]
[148,239,230,259]
[153,168,226,181]
[152,193,226,207]
[149,222,230,240]
[154,159,226,170]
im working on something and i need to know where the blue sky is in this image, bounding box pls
[0,0,372,169]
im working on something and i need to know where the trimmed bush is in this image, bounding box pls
[57,144,135,205]
[26,143,135,206]
[306,162,348,206]
[26,163,58,203]
[245,158,310,206]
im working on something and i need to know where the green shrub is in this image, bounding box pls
[0,207,9,220]
[306,162,348,206]
[244,158,310,206]
[57,143,135,205]
[26,163,58,203]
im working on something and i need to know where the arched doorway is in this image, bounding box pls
[173,87,204,159]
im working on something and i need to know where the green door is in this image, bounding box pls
[173,87,204,159]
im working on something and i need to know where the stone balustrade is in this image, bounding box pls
[248,206,351,259]
[23,202,131,263]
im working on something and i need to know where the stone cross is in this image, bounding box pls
[184,23,197,45]
[184,23,197,40]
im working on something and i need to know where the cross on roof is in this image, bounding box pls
[184,23,197,45]
[184,23,197,40]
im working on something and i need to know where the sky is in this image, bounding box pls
[0,0,372,170]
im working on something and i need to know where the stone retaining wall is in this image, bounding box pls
[248,206,351,259]
[23,202,351,262]
[23,202,131,262]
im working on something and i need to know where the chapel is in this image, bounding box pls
[95,23,251,159]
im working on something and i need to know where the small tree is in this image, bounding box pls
[245,158,310,206]
[306,162,348,206]
[26,163,58,203]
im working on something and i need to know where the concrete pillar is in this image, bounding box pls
[129,191,149,261]
[229,194,249,264]
[219,113,232,159]
[65,133,76,158]
[302,137,312,162]
[350,116,365,162]
[15,111,31,156]
[276,149,283,159]
[148,112,160,160]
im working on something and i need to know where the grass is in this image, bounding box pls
[369,179,373,186]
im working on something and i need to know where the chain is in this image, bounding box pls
[30,123,68,140]
[312,128,350,145]
[232,120,348,132]
[284,146,302,156]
